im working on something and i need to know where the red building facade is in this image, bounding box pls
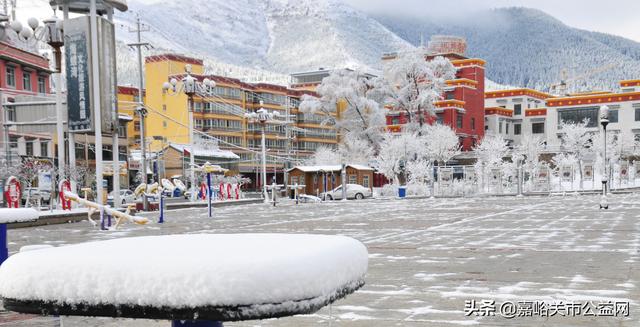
[383,52,486,151]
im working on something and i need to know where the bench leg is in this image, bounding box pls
[171,321,222,327]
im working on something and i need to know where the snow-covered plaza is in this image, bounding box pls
[2,193,639,326]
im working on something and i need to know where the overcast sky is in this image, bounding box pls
[344,0,640,42]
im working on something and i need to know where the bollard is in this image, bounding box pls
[207,173,213,218]
[100,207,106,231]
[0,224,7,265]
[158,194,165,224]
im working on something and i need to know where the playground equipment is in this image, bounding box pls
[161,179,176,196]
[58,180,72,210]
[63,192,148,229]
[287,183,306,205]
[0,208,39,265]
[267,182,284,207]
[3,177,21,208]
[173,179,186,193]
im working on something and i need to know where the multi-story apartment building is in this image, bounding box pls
[0,41,54,164]
[484,80,640,151]
[381,36,486,151]
[484,89,552,146]
[142,54,337,187]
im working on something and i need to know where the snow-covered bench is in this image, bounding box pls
[0,208,39,265]
[0,233,368,326]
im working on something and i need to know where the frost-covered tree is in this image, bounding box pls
[512,136,545,188]
[558,119,592,186]
[305,146,340,166]
[17,158,53,207]
[386,51,456,131]
[424,124,461,166]
[299,69,388,151]
[474,135,509,191]
[474,135,509,167]
[375,131,424,184]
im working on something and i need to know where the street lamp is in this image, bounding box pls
[245,101,279,203]
[162,64,216,202]
[599,105,609,210]
[0,15,66,181]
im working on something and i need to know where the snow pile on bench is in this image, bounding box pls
[0,208,39,224]
[0,234,368,320]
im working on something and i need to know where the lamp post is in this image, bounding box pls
[599,105,609,210]
[162,65,216,202]
[2,15,65,185]
[245,101,278,204]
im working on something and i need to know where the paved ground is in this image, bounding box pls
[1,193,639,326]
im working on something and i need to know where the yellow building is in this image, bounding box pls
[139,54,337,187]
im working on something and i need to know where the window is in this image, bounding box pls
[514,124,521,135]
[348,175,357,184]
[6,106,15,121]
[40,141,48,157]
[6,66,15,87]
[609,110,619,123]
[363,175,370,188]
[446,92,455,100]
[436,113,444,125]
[162,104,167,112]
[456,114,463,128]
[514,104,522,115]
[37,76,46,93]
[505,123,510,134]
[26,141,33,156]
[471,118,475,130]
[391,116,400,125]
[557,107,598,127]
[22,71,32,91]
[532,122,545,134]
[636,108,640,121]
[163,121,167,128]
[498,122,503,133]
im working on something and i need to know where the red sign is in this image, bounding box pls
[4,176,21,208]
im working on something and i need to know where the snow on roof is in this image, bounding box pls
[0,208,39,224]
[0,234,368,318]
[169,144,239,159]
[288,164,374,172]
[118,114,133,121]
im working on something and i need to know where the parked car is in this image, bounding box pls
[21,188,51,205]
[320,184,372,200]
[107,189,136,206]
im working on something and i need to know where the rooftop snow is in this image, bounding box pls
[289,164,374,172]
[169,144,239,159]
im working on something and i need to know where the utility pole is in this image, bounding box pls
[106,8,120,208]
[62,4,77,196]
[127,13,151,194]
[89,0,104,205]
[283,96,291,196]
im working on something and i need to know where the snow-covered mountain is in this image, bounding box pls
[374,7,640,92]
[14,0,640,90]
[112,0,413,84]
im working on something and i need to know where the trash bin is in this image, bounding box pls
[398,186,406,198]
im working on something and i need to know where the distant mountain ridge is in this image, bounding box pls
[16,0,640,90]
[374,7,640,92]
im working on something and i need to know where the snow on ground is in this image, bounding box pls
[1,193,639,326]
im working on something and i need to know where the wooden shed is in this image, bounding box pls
[287,164,374,196]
